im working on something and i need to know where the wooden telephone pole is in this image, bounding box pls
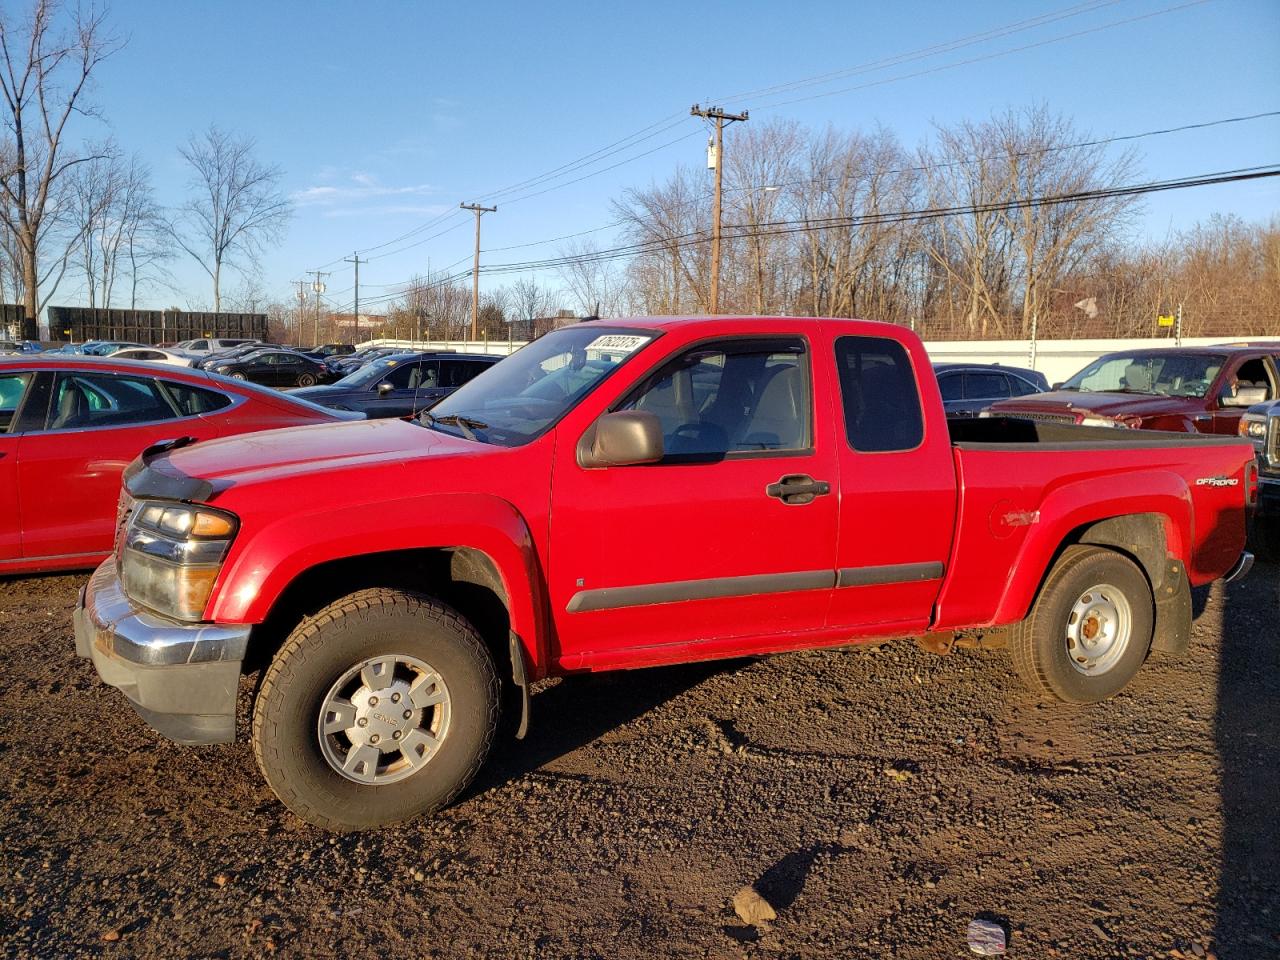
[460,203,497,340]
[691,104,748,314]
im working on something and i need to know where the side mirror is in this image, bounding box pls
[1051,381,1064,390]
[1222,385,1268,408]
[377,382,394,395]
[577,411,664,467]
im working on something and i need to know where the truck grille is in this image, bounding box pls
[1267,412,1280,470]
[1007,410,1080,425]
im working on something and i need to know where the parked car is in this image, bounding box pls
[0,357,361,576]
[0,340,42,354]
[207,348,331,387]
[326,346,401,377]
[1240,400,1279,559]
[291,352,501,418]
[111,347,196,367]
[933,362,1048,417]
[75,316,1255,830]
[174,337,261,357]
[303,343,357,360]
[195,342,285,370]
[80,341,148,356]
[987,345,1280,434]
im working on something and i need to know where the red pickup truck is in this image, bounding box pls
[74,317,1257,830]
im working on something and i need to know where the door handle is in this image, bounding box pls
[766,473,831,506]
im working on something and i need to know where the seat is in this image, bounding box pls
[50,382,90,429]
[1123,363,1152,392]
[736,363,804,449]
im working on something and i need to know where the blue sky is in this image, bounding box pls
[73,0,1280,313]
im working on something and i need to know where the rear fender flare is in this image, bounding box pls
[206,493,547,675]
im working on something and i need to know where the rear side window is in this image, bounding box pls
[47,372,177,430]
[834,336,924,452]
[1012,374,1041,396]
[160,381,233,416]
[440,360,489,388]
[964,371,1010,400]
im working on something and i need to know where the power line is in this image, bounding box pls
[479,109,1280,255]
[303,0,1214,280]
[472,165,1280,276]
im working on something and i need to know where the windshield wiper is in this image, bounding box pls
[423,412,489,441]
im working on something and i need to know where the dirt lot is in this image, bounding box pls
[1,563,1277,959]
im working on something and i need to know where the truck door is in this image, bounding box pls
[825,334,958,634]
[549,334,840,667]
[1211,355,1277,435]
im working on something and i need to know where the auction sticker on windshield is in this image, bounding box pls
[585,334,650,353]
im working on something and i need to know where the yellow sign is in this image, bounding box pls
[1157,314,1175,327]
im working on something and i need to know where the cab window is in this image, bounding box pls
[835,336,924,452]
[622,337,811,459]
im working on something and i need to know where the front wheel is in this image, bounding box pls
[252,588,500,831]
[230,372,247,380]
[1009,546,1153,703]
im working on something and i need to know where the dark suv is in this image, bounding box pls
[290,352,500,417]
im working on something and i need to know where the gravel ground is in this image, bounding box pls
[1,562,1277,959]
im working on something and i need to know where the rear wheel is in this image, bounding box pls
[252,588,500,831]
[297,373,317,387]
[1009,546,1153,703]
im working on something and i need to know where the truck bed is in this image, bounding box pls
[934,416,1254,630]
[948,415,1251,449]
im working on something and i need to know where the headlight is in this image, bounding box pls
[1240,417,1266,441]
[120,501,238,621]
[1080,416,1120,428]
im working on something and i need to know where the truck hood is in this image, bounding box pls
[990,390,1206,421]
[147,418,477,496]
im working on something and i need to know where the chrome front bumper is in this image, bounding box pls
[74,558,251,744]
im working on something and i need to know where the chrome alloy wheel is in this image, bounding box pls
[317,655,451,785]
[1064,583,1132,676]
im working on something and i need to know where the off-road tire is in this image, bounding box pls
[1009,545,1154,703]
[252,588,500,831]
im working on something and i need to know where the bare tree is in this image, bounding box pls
[557,239,625,317]
[507,276,552,338]
[170,125,291,312]
[0,0,120,319]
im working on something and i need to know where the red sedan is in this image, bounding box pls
[0,356,359,575]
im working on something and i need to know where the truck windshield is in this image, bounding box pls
[422,326,658,445]
[1061,353,1226,399]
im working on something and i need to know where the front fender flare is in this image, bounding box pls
[205,492,547,674]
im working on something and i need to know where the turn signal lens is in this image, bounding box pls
[192,512,235,537]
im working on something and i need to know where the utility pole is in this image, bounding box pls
[344,253,366,344]
[460,202,497,341]
[691,104,748,315]
[293,280,308,344]
[306,270,329,346]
